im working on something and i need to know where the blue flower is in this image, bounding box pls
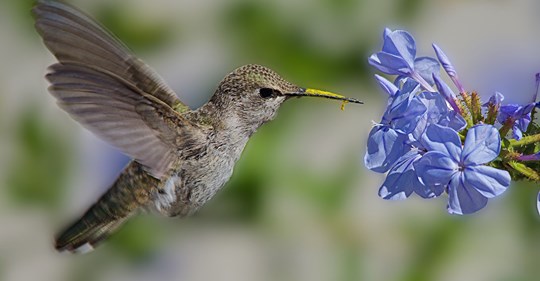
[415,124,511,215]
[412,91,466,142]
[498,103,536,140]
[365,86,427,173]
[379,149,444,200]
[378,92,466,200]
[368,29,438,92]
[379,150,433,200]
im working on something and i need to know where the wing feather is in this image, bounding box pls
[33,0,188,110]
[34,1,201,178]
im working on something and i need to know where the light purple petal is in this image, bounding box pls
[383,91,427,134]
[382,88,414,123]
[419,92,450,124]
[411,93,466,143]
[432,43,464,93]
[500,104,520,115]
[432,43,457,78]
[381,29,416,69]
[414,151,457,190]
[498,104,520,123]
[412,92,449,141]
[463,166,510,198]
[383,28,392,38]
[394,75,410,88]
[447,173,488,215]
[432,74,456,99]
[444,111,467,132]
[462,124,500,165]
[411,116,428,143]
[378,151,422,200]
[433,74,461,113]
[522,102,536,114]
[421,124,462,163]
[483,92,504,107]
[517,113,531,132]
[498,103,534,140]
[512,124,524,140]
[517,152,540,161]
[516,103,535,131]
[393,77,421,94]
[364,126,409,173]
[374,74,399,98]
[392,96,427,134]
[414,57,440,85]
[369,52,414,76]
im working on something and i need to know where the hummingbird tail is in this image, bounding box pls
[55,162,155,254]
[54,204,133,254]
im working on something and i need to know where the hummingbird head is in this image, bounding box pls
[206,64,362,137]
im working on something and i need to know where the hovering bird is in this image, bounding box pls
[33,0,362,253]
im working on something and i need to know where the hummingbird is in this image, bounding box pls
[33,0,362,254]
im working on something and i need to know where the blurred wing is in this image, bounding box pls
[33,0,197,178]
[33,0,187,110]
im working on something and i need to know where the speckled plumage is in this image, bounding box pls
[33,0,361,253]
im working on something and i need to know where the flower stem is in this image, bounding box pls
[507,161,540,181]
[532,111,536,126]
[502,149,522,161]
[411,72,436,92]
[452,77,465,94]
[508,133,540,147]
[499,119,514,139]
[485,103,499,125]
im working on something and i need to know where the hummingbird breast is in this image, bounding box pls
[153,132,249,217]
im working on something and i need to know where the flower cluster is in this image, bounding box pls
[365,28,540,215]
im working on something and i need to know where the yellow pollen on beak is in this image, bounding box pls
[304,88,357,111]
[340,100,349,111]
[304,88,347,99]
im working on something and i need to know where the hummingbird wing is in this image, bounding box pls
[33,0,199,178]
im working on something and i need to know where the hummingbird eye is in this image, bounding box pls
[259,88,280,99]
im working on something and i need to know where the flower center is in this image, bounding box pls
[458,162,465,172]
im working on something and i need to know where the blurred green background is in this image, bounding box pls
[1,0,540,280]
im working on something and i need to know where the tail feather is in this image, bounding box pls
[54,162,157,254]
[54,206,132,253]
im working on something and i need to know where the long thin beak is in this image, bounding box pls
[285,88,363,108]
